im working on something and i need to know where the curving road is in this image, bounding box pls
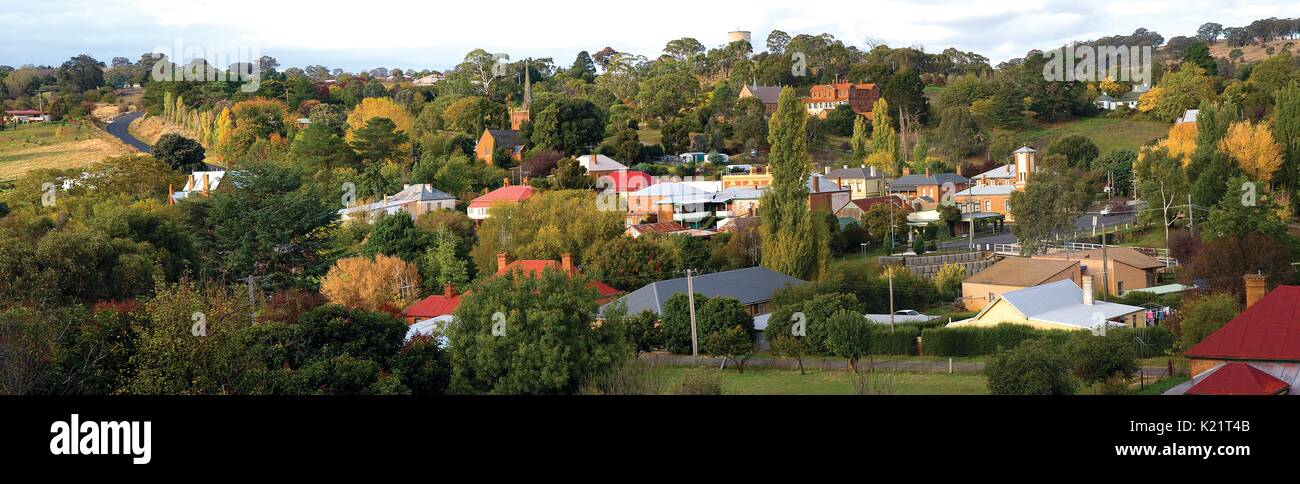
[105,111,151,152]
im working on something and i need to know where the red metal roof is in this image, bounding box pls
[468,185,534,208]
[1185,363,1290,395]
[403,293,462,320]
[604,170,654,192]
[1186,286,1300,361]
[498,259,622,299]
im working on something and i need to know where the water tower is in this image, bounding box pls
[728,30,752,45]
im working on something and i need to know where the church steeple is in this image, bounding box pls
[511,58,533,131]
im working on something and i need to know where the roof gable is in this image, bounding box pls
[964,258,1078,287]
[1185,363,1290,395]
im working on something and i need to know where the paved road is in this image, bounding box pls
[105,111,150,152]
[939,211,1138,250]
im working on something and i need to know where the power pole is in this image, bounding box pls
[888,269,896,332]
[1188,194,1195,240]
[1101,223,1110,303]
[686,269,699,362]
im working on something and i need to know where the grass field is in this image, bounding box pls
[652,367,989,395]
[1133,376,1187,395]
[0,122,133,182]
[1018,117,1170,155]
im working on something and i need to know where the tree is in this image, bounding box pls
[570,51,596,82]
[1046,134,1100,169]
[869,98,899,174]
[936,106,983,158]
[528,98,606,155]
[349,117,410,164]
[152,133,206,173]
[660,118,690,155]
[768,334,808,375]
[704,325,757,373]
[1009,163,1095,251]
[291,122,357,171]
[766,30,791,54]
[824,105,858,137]
[1179,294,1239,348]
[58,54,105,92]
[934,263,966,299]
[1181,42,1218,76]
[419,226,469,291]
[1132,147,1189,246]
[443,96,508,137]
[1093,149,1136,197]
[320,254,421,311]
[446,268,630,394]
[732,97,770,152]
[759,87,829,280]
[620,310,663,356]
[346,97,413,149]
[390,335,452,395]
[1273,82,1300,197]
[850,114,872,163]
[1065,334,1139,391]
[664,37,706,61]
[584,236,679,291]
[1220,121,1285,183]
[985,339,1076,395]
[637,71,700,121]
[1201,175,1288,242]
[610,126,642,163]
[1148,63,1215,121]
[824,309,873,372]
[1196,23,1224,44]
[469,190,624,275]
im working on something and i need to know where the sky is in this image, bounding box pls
[2,0,1298,72]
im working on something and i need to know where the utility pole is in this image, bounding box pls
[1101,223,1111,302]
[967,189,975,249]
[888,269,896,332]
[1188,194,1195,240]
[686,269,699,362]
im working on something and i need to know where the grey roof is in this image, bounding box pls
[1095,93,1117,102]
[742,85,783,105]
[887,173,969,190]
[808,175,846,193]
[600,266,805,316]
[485,129,523,146]
[1013,146,1037,154]
[972,164,1015,180]
[956,185,1017,196]
[339,184,456,216]
[998,280,1144,329]
[827,167,884,179]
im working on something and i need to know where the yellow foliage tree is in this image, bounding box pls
[346,97,414,144]
[1137,86,1163,113]
[1219,121,1285,183]
[1156,122,1197,167]
[320,254,421,311]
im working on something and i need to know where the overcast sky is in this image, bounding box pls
[2,0,1298,71]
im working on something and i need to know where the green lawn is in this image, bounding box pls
[652,367,989,395]
[1018,117,1170,155]
[1132,376,1188,395]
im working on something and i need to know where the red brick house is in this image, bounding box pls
[475,129,523,165]
[802,82,879,118]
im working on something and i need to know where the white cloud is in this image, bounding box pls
[2,0,1298,70]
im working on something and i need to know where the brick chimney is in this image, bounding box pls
[924,167,931,178]
[1245,273,1268,309]
[502,177,510,187]
[561,253,573,273]
[443,283,456,297]
[1082,277,1094,305]
[903,167,911,176]
[497,252,509,273]
[824,166,830,175]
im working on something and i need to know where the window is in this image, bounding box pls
[1003,200,1010,212]
[984,200,991,212]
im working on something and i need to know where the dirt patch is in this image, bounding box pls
[1208,39,1295,64]
[91,104,124,123]
[130,115,194,145]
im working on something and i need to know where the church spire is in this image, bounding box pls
[523,58,532,110]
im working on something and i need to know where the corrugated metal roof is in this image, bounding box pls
[1186,285,1300,361]
[600,267,804,316]
[964,258,1078,287]
[1185,363,1291,395]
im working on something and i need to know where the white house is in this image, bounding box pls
[339,184,457,222]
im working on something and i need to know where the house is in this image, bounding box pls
[496,252,622,305]
[1094,91,1142,110]
[824,165,886,199]
[576,154,630,178]
[412,73,444,86]
[954,146,1038,221]
[339,184,457,222]
[600,266,805,317]
[1033,247,1164,297]
[886,170,970,201]
[802,82,880,118]
[835,195,908,220]
[475,129,524,164]
[626,182,718,223]
[738,84,782,114]
[625,221,688,238]
[1165,276,1300,395]
[950,279,1145,331]
[467,181,535,221]
[597,170,654,193]
[3,110,51,123]
[721,172,851,213]
[171,170,226,202]
[961,257,1082,311]
[403,284,463,324]
[1176,109,1199,125]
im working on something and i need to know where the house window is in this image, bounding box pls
[984,200,991,212]
[1003,200,1010,212]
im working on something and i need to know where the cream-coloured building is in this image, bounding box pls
[951,279,1145,331]
[825,166,886,199]
[961,257,1081,312]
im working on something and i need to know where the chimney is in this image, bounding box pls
[168,184,174,206]
[811,177,819,193]
[824,166,830,175]
[843,164,848,169]
[502,177,510,187]
[903,167,911,176]
[443,283,456,297]
[561,253,573,273]
[1082,277,1094,306]
[497,252,509,273]
[924,167,931,178]
[202,174,210,195]
[1245,273,1268,309]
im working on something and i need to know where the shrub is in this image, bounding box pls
[870,325,920,355]
[985,339,1077,395]
[1179,294,1239,349]
[579,359,667,395]
[674,370,723,395]
[921,324,1075,357]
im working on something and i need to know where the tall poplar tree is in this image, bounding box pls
[1272,81,1300,210]
[759,87,828,280]
[868,98,899,175]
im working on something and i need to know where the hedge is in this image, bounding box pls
[870,326,920,355]
[920,324,1075,357]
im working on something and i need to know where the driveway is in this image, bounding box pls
[106,111,150,152]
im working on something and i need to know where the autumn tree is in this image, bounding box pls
[759,87,829,280]
[346,97,413,150]
[1219,121,1284,183]
[320,254,421,311]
